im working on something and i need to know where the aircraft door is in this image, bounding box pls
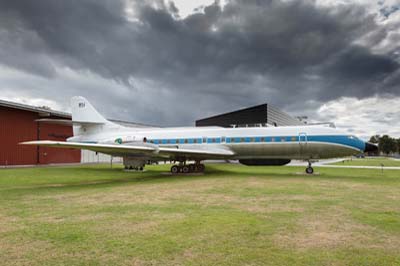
[298,132,308,158]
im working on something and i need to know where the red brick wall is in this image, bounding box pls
[38,121,80,164]
[0,106,81,165]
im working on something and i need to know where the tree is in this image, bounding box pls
[369,135,380,144]
[397,138,400,153]
[378,135,397,155]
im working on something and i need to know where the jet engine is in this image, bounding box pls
[239,159,291,166]
[123,157,147,170]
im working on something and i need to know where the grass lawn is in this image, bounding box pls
[1,163,400,266]
[330,157,400,167]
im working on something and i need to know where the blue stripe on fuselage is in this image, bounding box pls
[145,135,365,151]
[308,135,365,151]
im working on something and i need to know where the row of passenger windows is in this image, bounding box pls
[148,136,299,144]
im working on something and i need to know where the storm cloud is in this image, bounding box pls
[0,0,399,136]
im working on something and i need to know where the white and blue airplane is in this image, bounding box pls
[22,96,377,174]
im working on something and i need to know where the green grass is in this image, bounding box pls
[330,157,400,167]
[1,164,400,266]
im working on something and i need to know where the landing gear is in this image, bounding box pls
[170,162,205,174]
[171,165,179,174]
[305,161,314,174]
[182,165,190,173]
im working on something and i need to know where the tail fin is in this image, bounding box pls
[71,96,109,124]
[70,96,120,137]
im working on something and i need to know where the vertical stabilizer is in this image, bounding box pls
[70,96,121,137]
[71,96,108,124]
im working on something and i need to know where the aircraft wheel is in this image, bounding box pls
[305,167,314,174]
[171,165,179,174]
[182,165,190,173]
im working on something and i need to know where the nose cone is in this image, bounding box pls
[364,142,378,153]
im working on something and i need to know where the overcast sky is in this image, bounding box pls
[0,0,399,139]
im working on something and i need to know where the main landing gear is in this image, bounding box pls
[170,162,205,174]
[305,161,314,174]
[124,166,144,171]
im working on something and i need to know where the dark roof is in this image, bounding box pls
[196,103,268,122]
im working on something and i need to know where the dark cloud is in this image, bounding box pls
[0,0,399,126]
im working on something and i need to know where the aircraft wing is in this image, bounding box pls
[20,141,235,159]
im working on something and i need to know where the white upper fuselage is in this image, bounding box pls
[68,124,366,160]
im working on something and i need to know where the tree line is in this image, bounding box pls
[369,135,400,155]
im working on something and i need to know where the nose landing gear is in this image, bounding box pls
[305,161,314,174]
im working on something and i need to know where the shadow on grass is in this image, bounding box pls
[2,164,399,196]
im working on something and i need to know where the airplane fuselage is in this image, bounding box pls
[68,125,365,160]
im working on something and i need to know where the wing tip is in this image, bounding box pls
[19,140,57,145]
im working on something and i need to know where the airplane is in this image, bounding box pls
[21,96,378,174]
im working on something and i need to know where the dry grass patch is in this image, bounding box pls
[274,206,400,250]
[0,237,54,266]
[0,213,22,234]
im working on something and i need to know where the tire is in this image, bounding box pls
[171,165,179,174]
[306,167,314,174]
[182,165,190,173]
